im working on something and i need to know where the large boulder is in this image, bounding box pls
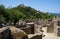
[9,26,28,39]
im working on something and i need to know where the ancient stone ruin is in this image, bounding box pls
[0,19,48,39]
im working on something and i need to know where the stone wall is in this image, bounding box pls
[57,28,60,37]
[58,21,60,26]
[16,22,35,34]
[30,35,42,39]
[0,28,13,39]
[21,26,31,34]
[47,21,54,33]
[26,23,35,34]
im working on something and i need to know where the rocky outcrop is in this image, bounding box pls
[9,26,28,39]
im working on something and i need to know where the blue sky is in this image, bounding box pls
[0,0,60,13]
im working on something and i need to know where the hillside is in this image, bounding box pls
[0,4,55,24]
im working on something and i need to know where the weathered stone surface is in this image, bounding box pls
[0,27,13,39]
[47,21,54,33]
[58,21,60,26]
[30,35,42,39]
[28,34,42,39]
[9,26,28,39]
[26,22,35,34]
[21,26,31,34]
[57,28,60,37]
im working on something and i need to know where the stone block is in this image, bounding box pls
[21,26,31,34]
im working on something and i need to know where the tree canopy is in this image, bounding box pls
[0,4,55,24]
